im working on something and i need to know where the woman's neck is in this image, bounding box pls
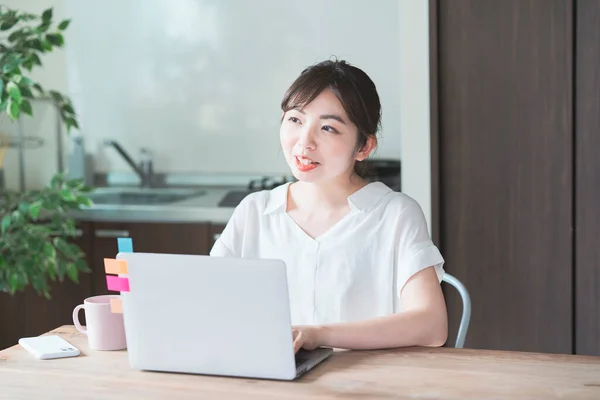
[289,173,369,212]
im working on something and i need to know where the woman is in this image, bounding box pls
[210,59,447,352]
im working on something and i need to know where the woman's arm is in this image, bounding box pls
[293,266,448,352]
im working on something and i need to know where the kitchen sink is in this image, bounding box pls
[88,187,206,206]
[218,190,254,207]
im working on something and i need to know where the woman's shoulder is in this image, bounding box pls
[233,182,289,216]
[384,190,424,213]
[358,182,424,215]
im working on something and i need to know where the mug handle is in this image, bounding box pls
[72,304,87,334]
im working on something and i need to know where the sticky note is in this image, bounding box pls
[117,237,134,253]
[106,275,130,292]
[104,259,128,275]
[110,298,123,313]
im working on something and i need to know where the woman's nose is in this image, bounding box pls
[296,125,317,150]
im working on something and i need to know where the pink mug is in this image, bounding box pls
[72,295,127,351]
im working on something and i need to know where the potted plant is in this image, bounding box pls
[0,5,92,299]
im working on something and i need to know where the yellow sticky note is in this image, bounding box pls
[110,298,123,313]
[104,259,128,275]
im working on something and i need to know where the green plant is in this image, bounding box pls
[0,5,91,298]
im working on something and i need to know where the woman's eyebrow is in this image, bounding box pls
[320,114,347,125]
[291,108,347,125]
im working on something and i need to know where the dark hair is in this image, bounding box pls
[280,59,381,178]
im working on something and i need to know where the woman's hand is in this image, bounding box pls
[292,325,323,353]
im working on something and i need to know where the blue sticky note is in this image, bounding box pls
[117,237,133,253]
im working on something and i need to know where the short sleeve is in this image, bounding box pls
[395,197,445,294]
[209,197,251,257]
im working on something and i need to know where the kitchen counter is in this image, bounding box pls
[70,171,295,224]
[72,186,238,224]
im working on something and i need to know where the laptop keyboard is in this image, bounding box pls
[295,350,311,367]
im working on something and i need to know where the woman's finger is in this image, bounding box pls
[292,329,303,353]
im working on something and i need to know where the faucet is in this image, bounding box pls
[103,140,154,188]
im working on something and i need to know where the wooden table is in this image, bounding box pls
[1,326,599,399]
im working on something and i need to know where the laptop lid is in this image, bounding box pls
[116,252,298,380]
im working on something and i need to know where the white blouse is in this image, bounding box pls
[209,182,445,326]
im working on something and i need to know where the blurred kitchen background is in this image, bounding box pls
[2,0,599,361]
[0,0,429,209]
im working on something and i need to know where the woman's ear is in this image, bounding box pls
[355,135,377,161]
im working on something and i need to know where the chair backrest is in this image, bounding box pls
[441,273,471,348]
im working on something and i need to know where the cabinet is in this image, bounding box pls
[431,0,599,355]
[575,0,600,356]
[90,221,212,296]
[433,0,573,354]
[0,220,226,349]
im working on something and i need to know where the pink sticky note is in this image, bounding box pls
[106,275,130,292]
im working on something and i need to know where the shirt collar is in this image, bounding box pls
[263,181,393,215]
[347,182,393,211]
[263,182,291,215]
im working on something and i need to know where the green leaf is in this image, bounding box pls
[75,258,90,274]
[22,60,33,71]
[19,75,33,86]
[42,8,53,22]
[18,201,30,214]
[50,173,64,189]
[29,201,43,219]
[8,29,24,42]
[61,103,75,114]
[21,100,33,115]
[65,117,79,130]
[48,90,63,103]
[32,53,42,66]
[28,39,43,52]
[41,39,52,51]
[8,272,20,294]
[59,189,76,201]
[32,83,44,93]
[75,195,92,207]
[58,19,71,30]
[0,80,3,97]
[46,33,64,46]
[66,263,79,283]
[2,54,21,73]
[36,22,50,33]
[0,18,17,31]
[6,81,22,103]
[20,86,33,99]
[11,74,22,84]
[1,214,11,234]
[7,98,20,119]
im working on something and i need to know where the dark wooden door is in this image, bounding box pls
[90,222,210,296]
[575,0,600,356]
[434,0,573,353]
[0,222,93,350]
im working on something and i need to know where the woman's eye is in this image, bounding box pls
[322,125,338,134]
[288,116,301,124]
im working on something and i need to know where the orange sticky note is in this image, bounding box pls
[110,298,123,313]
[104,259,128,275]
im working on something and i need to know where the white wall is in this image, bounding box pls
[398,0,432,232]
[3,0,432,230]
[63,0,403,175]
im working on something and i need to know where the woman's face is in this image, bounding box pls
[280,88,372,184]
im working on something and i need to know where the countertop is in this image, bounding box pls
[71,186,239,224]
[69,171,294,224]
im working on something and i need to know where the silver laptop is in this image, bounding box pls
[115,252,333,380]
